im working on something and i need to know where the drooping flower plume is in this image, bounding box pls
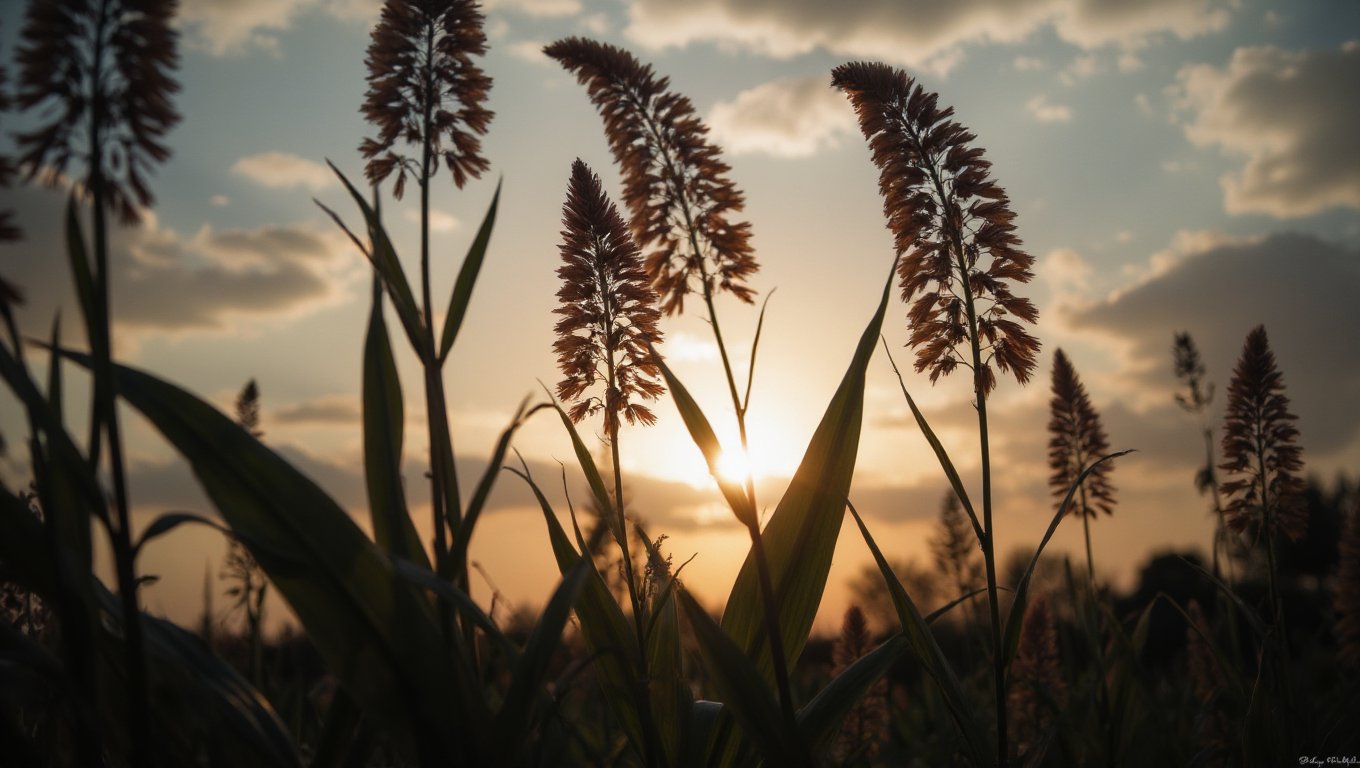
[544,37,756,315]
[1219,326,1306,542]
[833,62,1039,394]
[1048,349,1115,518]
[361,0,493,196]
[14,0,180,223]
[554,159,665,434]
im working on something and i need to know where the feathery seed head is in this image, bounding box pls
[361,0,493,195]
[554,159,665,435]
[1219,325,1306,542]
[1008,596,1066,760]
[1047,349,1115,518]
[544,37,757,315]
[14,0,181,224]
[1173,331,1213,413]
[833,61,1039,394]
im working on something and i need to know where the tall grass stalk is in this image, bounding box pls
[544,38,799,726]
[14,1,180,762]
[835,61,1040,766]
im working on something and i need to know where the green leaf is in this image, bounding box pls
[679,590,806,767]
[494,556,593,749]
[361,274,428,568]
[63,195,96,359]
[881,340,982,542]
[450,398,546,580]
[508,463,647,757]
[60,350,491,763]
[797,634,907,753]
[741,287,776,412]
[683,700,726,768]
[439,179,501,363]
[133,511,226,556]
[720,258,896,685]
[651,352,756,527]
[544,394,618,542]
[319,162,424,356]
[1002,449,1134,669]
[847,501,989,766]
[392,559,514,661]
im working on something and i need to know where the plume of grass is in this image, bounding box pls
[224,379,268,688]
[0,30,19,243]
[547,38,806,726]
[930,490,983,628]
[1173,331,1231,581]
[1048,348,1116,584]
[834,60,1040,766]
[359,0,494,599]
[13,2,180,761]
[1220,326,1305,623]
[831,605,889,764]
[553,157,664,636]
[1184,599,1232,758]
[1006,596,1065,764]
[1334,497,1360,665]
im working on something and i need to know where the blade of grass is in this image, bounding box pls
[847,500,989,766]
[362,273,429,568]
[720,257,896,685]
[60,349,490,764]
[797,634,907,753]
[438,178,501,363]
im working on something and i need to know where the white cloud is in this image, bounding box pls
[1013,55,1047,72]
[706,76,857,158]
[1059,53,1101,85]
[505,40,550,64]
[484,0,580,17]
[577,13,611,35]
[625,0,1235,69]
[232,152,335,192]
[1041,247,1093,296]
[403,208,461,233]
[1026,95,1073,123]
[1170,41,1360,217]
[210,195,231,207]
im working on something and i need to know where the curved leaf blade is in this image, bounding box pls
[439,179,501,362]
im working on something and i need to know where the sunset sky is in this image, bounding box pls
[1,0,1358,635]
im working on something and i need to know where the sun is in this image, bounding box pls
[714,448,754,486]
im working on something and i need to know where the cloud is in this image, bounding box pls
[707,76,857,158]
[232,152,335,192]
[505,40,550,64]
[403,208,461,232]
[1067,231,1360,454]
[1170,41,1360,217]
[0,184,351,338]
[1013,55,1047,72]
[1026,95,1073,123]
[179,0,379,56]
[273,395,362,425]
[484,0,581,16]
[624,0,1234,69]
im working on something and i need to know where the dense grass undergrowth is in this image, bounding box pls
[0,1,1357,766]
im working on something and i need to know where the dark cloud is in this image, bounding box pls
[1069,231,1360,455]
[1172,42,1360,217]
[272,396,361,425]
[0,183,346,339]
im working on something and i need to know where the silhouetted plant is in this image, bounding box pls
[1048,348,1116,583]
[1172,331,1231,580]
[1007,596,1065,763]
[13,2,180,761]
[831,605,889,764]
[544,37,756,316]
[358,0,494,594]
[1184,599,1232,758]
[225,379,268,687]
[835,59,1041,766]
[0,32,19,242]
[554,158,663,623]
[930,490,983,631]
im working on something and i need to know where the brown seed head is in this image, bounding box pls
[1048,349,1116,518]
[544,37,756,315]
[1219,326,1306,542]
[361,0,493,196]
[1007,596,1066,760]
[831,605,888,761]
[554,159,665,435]
[833,62,1039,394]
[1173,331,1214,413]
[14,0,181,224]
[929,491,982,596]
[1184,599,1232,752]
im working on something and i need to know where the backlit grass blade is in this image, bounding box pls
[61,350,490,764]
[1002,449,1134,669]
[797,634,907,753]
[63,194,96,360]
[544,392,618,540]
[320,161,424,355]
[450,398,547,580]
[847,501,989,766]
[720,258,896,683]
[509,462,647,756]
[494,556,593,750]
[362,274,428,568]
[439,178,501,363]
[652,350,755,526]
[881,341,982,541]
[679,590,806,767]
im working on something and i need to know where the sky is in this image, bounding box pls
[1,0,1358,636]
